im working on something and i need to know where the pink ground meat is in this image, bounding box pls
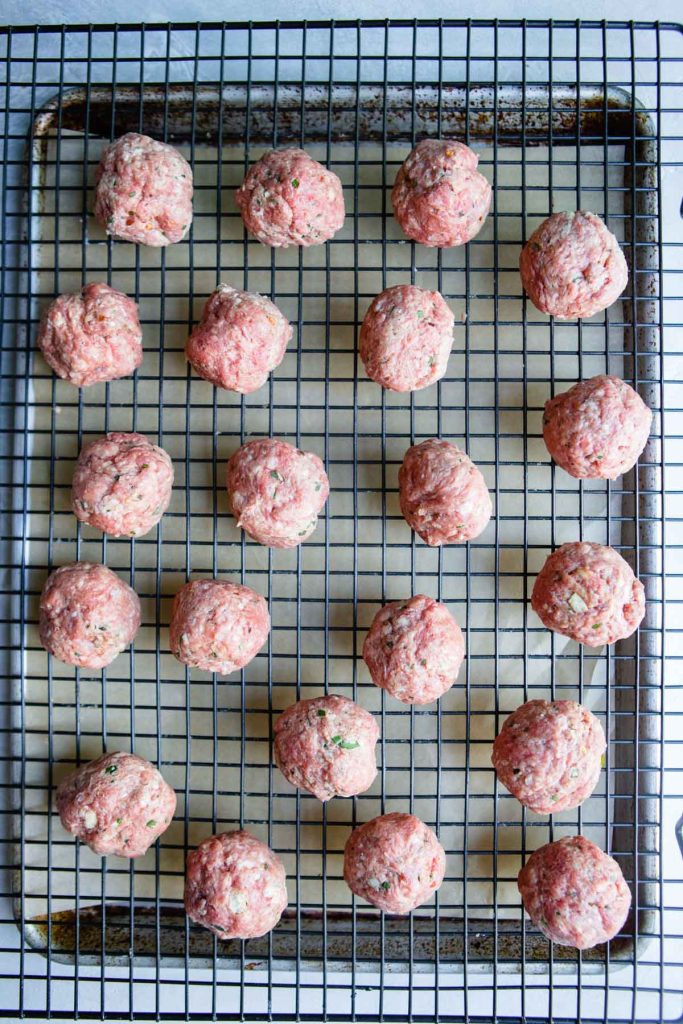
[39,562,141,669]
[37,283,143,388]
[56,751,176,858]
[531,541,645,647]
[359,284,455,392]
[184,830,288,939]
[363,594,464,705]
[391,139,492,248]
[344,812,446,915]
[519,210,628,319]
[492,699,606,814]
[169,578,270,675]
[94,132,193,246]
[226,437,329,548]
[518,835,631,949]
[71,432,173,538]
[186,284,293,394]
[398,438,492,546]
[543,374,652,480]
[274,694,379,802]
[235,148,345,247]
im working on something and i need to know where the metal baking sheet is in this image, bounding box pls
[11,81,663,981]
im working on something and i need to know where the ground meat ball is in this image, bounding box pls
[391,139,492,248]
[226,438,329,548]
[71,432,173,538]
[184,830,288,939]
[186,284,292,393]
[169,578,270,675]
[94,132,193,246]
[56,751,176,858]
[543,375,652,480]
[363,595,464,705]
[518,835,631,949]
[398,438,492,546]
[519,211,628,319]
[531,542,645,647]
[492,700,606,814]
[344,813,446,915]
[359,284,455,392]
[274,694,379,802]
[235,148,345,248]
[39,562,141,669]
[36,283,143,388]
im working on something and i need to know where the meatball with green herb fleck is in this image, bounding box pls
[226,437,329,548]
[56,751,176,858]
[169,578,270,675]
[518,835,631,949]
[519,211,628,319]
[531,542,645,647]
[392,139,492,248]
[235,148,345,248]
[359,284,455,392]
[363,594,464,705]
[274,694,379,802]
[72,432,173,538]
[39,562,141,669]
[94,132,193,246]
[344,812,446,914]
[399,438,492,546]
[185,830,288,939]
[492,699,606,814]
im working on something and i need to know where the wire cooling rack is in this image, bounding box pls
[0,18,681,1024]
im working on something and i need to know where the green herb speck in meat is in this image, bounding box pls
[331,735,360,750]
[291,178,300,188]
[428,355,436,367]
[420,658,427,667]
[317,709,326,718]
[104,764,118,775]
[314,481,322,491]
[592,622,602,630]
[115,818,123,826]
[146,819,157,829]
[416,310,424,320]
[270,470,284,482]
[569,768,580,779]
[380,881,390,890]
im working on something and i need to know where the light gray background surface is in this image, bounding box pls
[3,0,682,27]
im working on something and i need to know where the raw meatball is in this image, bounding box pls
[39,562,141,669]
[359,284,455,392]
[186,284,292,394]
[56,751,176,858]
[184,830,288,939]
[36,283,143,388]
[391,138,492,248]
[492,700,606,814]
[226,437,329,548]
[94,132,193,246]
[363,595,464,705]
[235,148,345,247]
[274,694,379,802]
[519,210,628,319]
[518,835,631,949]
[72,432,173,538]
[169,578,270,675]
[398,438,492,546]
[543,375,652,480]
[343,813,446,915]
[531,541,645,647]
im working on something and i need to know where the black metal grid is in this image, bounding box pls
[0,18,680,1024]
